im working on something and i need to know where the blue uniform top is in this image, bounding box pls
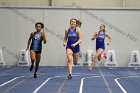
[66,27,80,53]
[30,32,43,52]
[67,27,79,45]
[96,31,106,50]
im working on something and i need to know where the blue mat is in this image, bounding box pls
[0,66,140,93]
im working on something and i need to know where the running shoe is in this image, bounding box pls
[67,74,72,79]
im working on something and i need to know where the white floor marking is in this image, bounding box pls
[127,69,139,76]
[32,75,66,93]
[114,76,139,93]
[4,74,47,93]
[4,75,34,93]
[56,77,67,93]
[0,76,26,87]
[79,76,100,93]
[134,68,139,70]
[56,74,96,93]
[115,78,127,93]
[73,73,100,76]
[33,74,93,93]
[0,67,46,88]
[99,68,113,93]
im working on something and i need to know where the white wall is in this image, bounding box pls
[126,0,140,7]
[2,0,140,7]
[0,7,140,66]
[53,0,123,7]
[2,0,50,6]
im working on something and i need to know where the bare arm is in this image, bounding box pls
[63,29,68,46]
[91,32,98,40]
[106,33,112,45]
[26,32,33,50]
[42,31,47,44]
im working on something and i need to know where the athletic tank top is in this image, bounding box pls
[31,32,43,51]
[67,27,79,45]
[96,31,106,48]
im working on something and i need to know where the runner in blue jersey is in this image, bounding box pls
[26,22,47,78]
[88,24,112,72]
[63,18,83,79]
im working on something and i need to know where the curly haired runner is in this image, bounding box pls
[26,22,47,78]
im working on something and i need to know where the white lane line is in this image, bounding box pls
[32,78,51,93]
[0,73,33,77]
[0,76,25,88]
[114,78,127,93]
[114,76,139,93]
[0,66,45,77]
[0,74,16,76]
[3,75,33,93]
[56,74,87,93]
[0,73,38,88]
[73,73,100,76]
[79,78,84,93]
[56,78,67,93]
[0,67,47,90]
[4,74,46,93]
[99,68,113,93]
[127,69,139,76]
[79,76,100,93]
[57,73,96,93]
[33,74,88,93]
[32,75,66,93]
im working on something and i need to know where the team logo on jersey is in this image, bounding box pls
[34,34,41,41]
[68,33,77,37]
[98,35,105,39]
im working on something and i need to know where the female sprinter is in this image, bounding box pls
[72,19,82,65]
[26,22,47,78]
[88,24,112,72]
[63,18,82,79]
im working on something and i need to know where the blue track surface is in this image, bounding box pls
[0,66,140,93]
